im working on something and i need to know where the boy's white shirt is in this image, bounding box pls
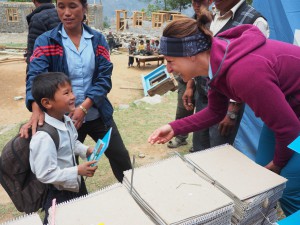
[29,113,88,192]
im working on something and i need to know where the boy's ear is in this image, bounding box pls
[41,98,52,110]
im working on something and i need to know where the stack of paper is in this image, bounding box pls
[123,156,234,225]
[48,183,155,225]
[0,213,42,225]
[184,145,287,225]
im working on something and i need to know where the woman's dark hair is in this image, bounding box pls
[163,5,213,39]
[79,0,88,8]
[32,72,71,112]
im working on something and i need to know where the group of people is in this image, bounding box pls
[20,0,300,223]
[127,38,160,67]
[23,0,131,223]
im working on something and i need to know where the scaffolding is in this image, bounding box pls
[115,10,128,31]
[151,12,166,28]
[133,11,146,27]
[157,10,181,21]
[172,14,187,21]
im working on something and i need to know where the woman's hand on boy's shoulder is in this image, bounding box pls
[20,102,45,138]
[78,161,98,177]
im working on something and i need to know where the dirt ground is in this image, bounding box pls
[0,51,173,221]
[0,52,158,127]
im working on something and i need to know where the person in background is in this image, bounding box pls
[30,72,97,224]
[128,39,136,68]
[25,0,60,72]
[145,39,153,56]
[106,31,115,55]
[184,0,269,153]
[137,39,145,55]
[148,16,300,216]
[167,0,212,149]
[21,0,132,187]
[153,40,160,54]
[150,39,155,51]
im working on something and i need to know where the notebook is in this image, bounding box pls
[48,183,155,225]
[0,213,42,225]
[87,127,112,166]
[123,156,234,225]
[184,144,287,224]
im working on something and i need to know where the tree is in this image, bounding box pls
[139,0,191,13]
[167,0,191,12]
[103,16,110,28]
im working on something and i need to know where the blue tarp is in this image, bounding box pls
[253,0,300,45]
[234,0,300,160]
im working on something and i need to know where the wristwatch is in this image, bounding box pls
[227,111,237,120]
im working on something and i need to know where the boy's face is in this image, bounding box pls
[49,82,76,116]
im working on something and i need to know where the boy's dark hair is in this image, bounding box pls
[32,72,71,112]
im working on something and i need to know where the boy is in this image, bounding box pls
[128,39,136,68]
[30,72,97,224]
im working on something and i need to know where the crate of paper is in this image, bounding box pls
[141,64,178,96]
[123,156,234,225]
[184,144,287,225]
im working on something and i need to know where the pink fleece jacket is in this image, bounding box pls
[170,25,300,168]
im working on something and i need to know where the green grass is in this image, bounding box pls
[0,91,182,222]
[0,91,286,222]
[0,43,27,48]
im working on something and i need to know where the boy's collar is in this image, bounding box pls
[44,113,71,131]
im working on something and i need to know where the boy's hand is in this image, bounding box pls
[86,147,93,158]
[78,161,98,177]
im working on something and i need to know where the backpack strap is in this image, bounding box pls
[37,122,59,150]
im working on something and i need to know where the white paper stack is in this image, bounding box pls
[184,144,287,225]
[0,213,42,225]
[48,183,155,225]
[123,156,234,225]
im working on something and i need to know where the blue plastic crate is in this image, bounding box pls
[141,64,173,96]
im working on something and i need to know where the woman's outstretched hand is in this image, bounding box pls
[148,124,174,144]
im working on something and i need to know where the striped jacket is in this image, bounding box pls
[26,23,114,126]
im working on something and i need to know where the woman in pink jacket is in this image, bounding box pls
[148,16,300,216]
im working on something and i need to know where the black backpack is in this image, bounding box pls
[0,123,59,214]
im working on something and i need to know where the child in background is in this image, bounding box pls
[153,40,160,54]
[145,39,153,55]
[128,40,136,68]
[137,39,145,55]
[29,72,97,224]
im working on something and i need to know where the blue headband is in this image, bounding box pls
[160,32,211,57]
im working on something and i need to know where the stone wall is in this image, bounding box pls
[0,2,103,33]
[87,4,103,30]
[0,2,34,33]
